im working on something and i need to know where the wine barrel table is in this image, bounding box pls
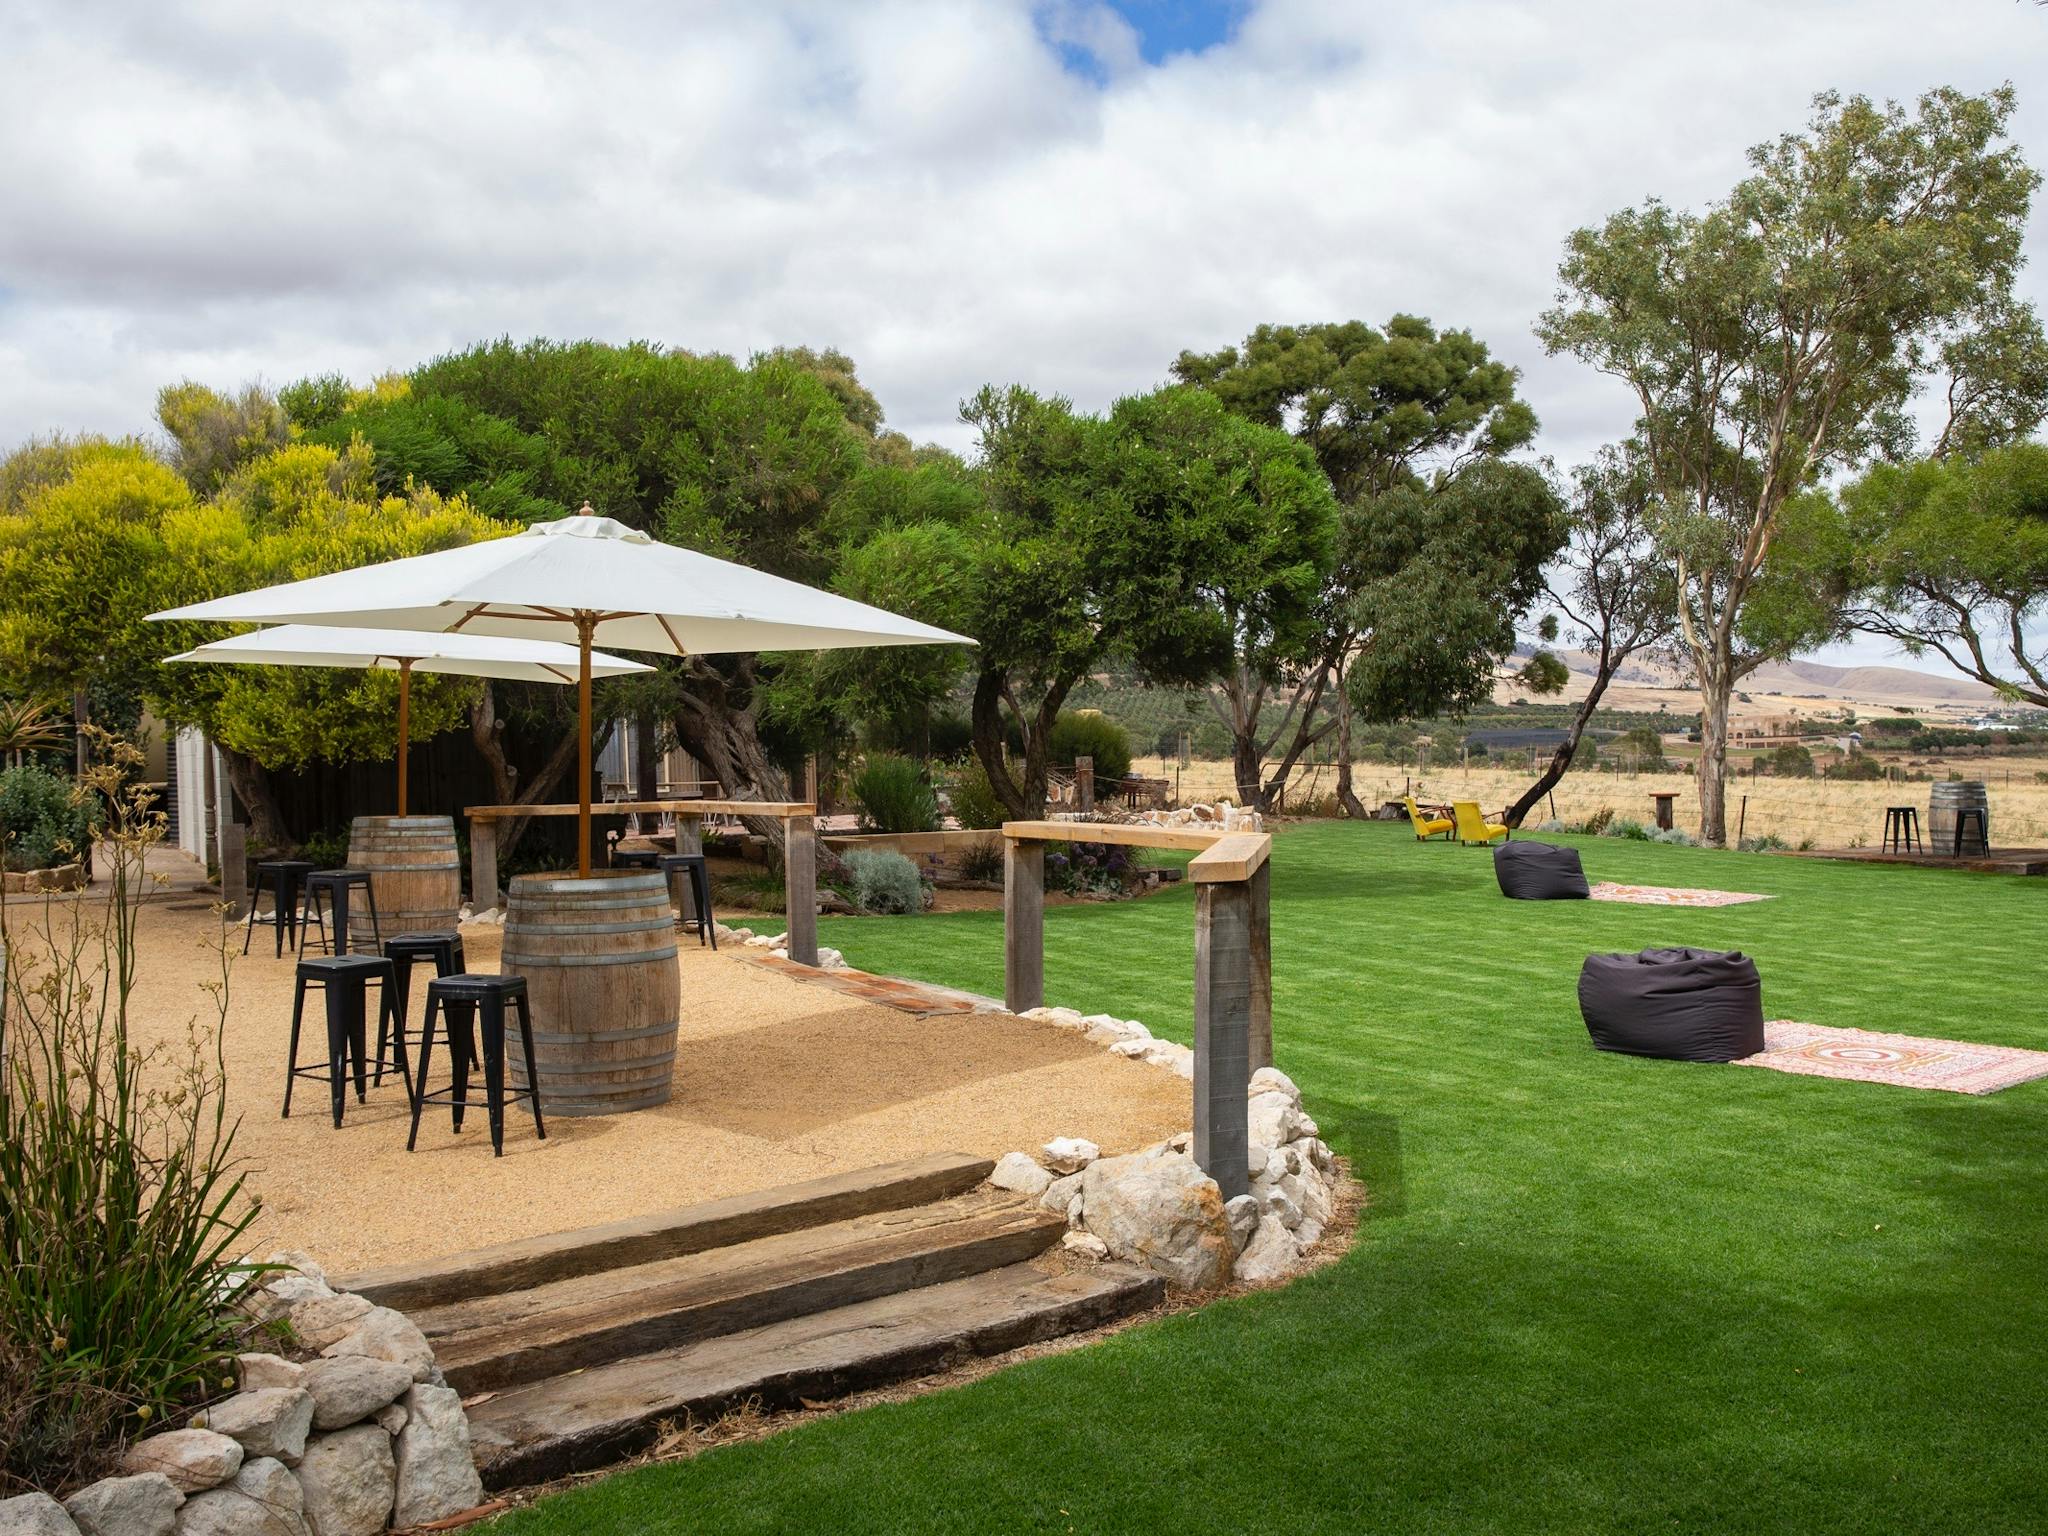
[500,870,681,1117]
[1929,781,1991,856]
[346,816,463,951]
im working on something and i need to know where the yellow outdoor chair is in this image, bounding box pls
[1453,800,1510,847]
[1405,796,1453,842]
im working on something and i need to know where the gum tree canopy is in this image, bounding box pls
[1539,86,2045,844]
[1173,316,1558,813]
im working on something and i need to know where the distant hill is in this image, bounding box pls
[1503,647,1998,713]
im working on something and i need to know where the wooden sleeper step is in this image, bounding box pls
[421,1188,1068,1395]
[468,1259,1167,1488]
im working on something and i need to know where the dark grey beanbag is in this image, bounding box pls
[1494,841,1589,900]
[1577,947,1765,1062]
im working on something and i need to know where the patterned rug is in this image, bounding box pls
[1735,1021,2048,1095]
[1589,882,1773,907]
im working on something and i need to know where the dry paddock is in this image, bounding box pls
[1,893,1187,1274]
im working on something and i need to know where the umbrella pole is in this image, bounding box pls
[396,658,412,817]
[577,614,594,879]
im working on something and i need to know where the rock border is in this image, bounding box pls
[5,1254,485,1536]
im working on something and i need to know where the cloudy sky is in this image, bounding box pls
[3,0,2044,665]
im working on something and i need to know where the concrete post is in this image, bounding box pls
[469,817,499,911]
[785,814,819,965]
[219,821,248,923]
[672,814,704,927]
[1193,878,1252,1200]
[1003,836,1045,1013]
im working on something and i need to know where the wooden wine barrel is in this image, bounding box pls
[500,871,680,1117]
[1929,781,1991,855]
[346,816,462,949]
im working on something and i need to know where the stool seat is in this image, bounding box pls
[610,848,661,870]
[657,852,717,949]
[285,953,403,1127]
[380,933,467,1087]
[300,870,382,957]
[408,973,544,1156]
[244,859,316,958]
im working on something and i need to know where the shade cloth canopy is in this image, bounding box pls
[150,511,972,872]
[151,513,972,655]
[163,624,653,683]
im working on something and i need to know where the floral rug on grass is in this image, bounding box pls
[1735,1021,2048,1095]
[1588,882,1774,907]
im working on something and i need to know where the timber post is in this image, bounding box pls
[1075,755,1094,813]
[1001,820,1270,1194]
[785,814,819,965]
[469,817,500,911]
[219,820,248,923]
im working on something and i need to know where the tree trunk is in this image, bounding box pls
[217,750,293,853]
[1505,643,1617,828]
[72,687,89,776]
[1334,664,1370,819]
[1694,657,1734,846]
[970,668,1064,821]
[467,683,586,865]
[671,659,802,856]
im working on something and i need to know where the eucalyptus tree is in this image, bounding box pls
[1172,316,1549,812]
[1539,86,2044,843]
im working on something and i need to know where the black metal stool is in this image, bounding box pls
[1954,806,1989,856]
[1882,806,1921,853]
[380,932,467,1090]
[610,846,660,870]
[658,852,717,949]
[299,870,381,957]
[244,859,315,957]
[284,954,403,1128]
[407,974,546,1157]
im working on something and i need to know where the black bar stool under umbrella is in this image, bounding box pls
[244,859,315,957]
[380,932,467,1091]
[658,852,717,948]
[407,973,546,1157]
[284,954,405,1128]
[299,869,383,957]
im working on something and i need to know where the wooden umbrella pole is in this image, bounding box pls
[577,614,595,879]
[396,658,413,817]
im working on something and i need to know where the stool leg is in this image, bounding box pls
[362,881,382,950]
[322,978,353,1128]
[481,998,507,1157]
[284,872,302,953]
[284,973,308,1117]
[516,990,545,1142]
[407,994,440,1152]
[378,975,412,1101]
[332,886,351,957]
[304,888,327,957]
[447,938,466,976]
[696,865,716,950]
[244,872,264,956]
[447,1001,476,1133]
[384,954,415,1084]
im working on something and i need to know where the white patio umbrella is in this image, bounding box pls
[164,625,654,816]
[152,511,972,875]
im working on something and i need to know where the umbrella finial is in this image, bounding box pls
[577,501,596,515]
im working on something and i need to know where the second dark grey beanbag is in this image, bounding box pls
[1494,840,1590,900]
[1577,947,1766,1062]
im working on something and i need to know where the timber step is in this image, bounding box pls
[467,1259,1165,1488]
[336,1152,996,1312]
[418,1186,1069,1395]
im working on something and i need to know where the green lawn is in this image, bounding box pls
[497,823,2048,1535]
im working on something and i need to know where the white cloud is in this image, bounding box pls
[1,0,2042,507]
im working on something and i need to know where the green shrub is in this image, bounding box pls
[1605,817,1652,840]
[927,712,974,764]
[944,758,1008,831]
[1741,832,1790,852]
[297,825,351,870]
[1771,744,1815,778]
[1049,712,1132,783]
[852,755,939,834]
[0,764,99,874]
[844,849,926,914]
[1,740,255,1496]
[956,839,1004,883]
[1833,753,1886,782]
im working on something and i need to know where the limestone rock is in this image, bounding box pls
[1020,1006,1085,1031]
[1258,1183,1304,1231]
[1080,1150,1233,1291]
[294,1427,394,1536]
[1223,1193,1261,1254]
[285,1294,371,1352]
[1247,1090,1308,1150]
[235,1355,304,1393]
[371,1403,408,1436]
[1296,1136,1335,1174]
[1060,1231,1110,1261]
[1081,1015,1149,1046]
[988,1152,1054,1197]
[0,1492,81,1535]
[1233,1214,1302,1283]
[321,1307,435,1382]
[259,1274,332,1309]
[124,1430,244,1494]
[1040,1137,1099,1175]
[301,1357,416,1431]
[198,1389,313,1465]
[816,947,846,969]
[392,1385,484,1528]
[174,1456,309,1536]
[1040,1171,1084,1216]
[65,1474,182,1536]
[1247,1066,1300,1107]
[265,1251,328,1286]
